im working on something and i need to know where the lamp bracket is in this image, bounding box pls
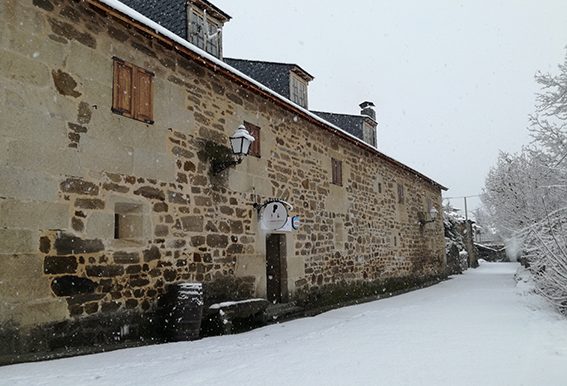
[211,156,242,175]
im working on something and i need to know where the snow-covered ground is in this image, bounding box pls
[2,262,567,386]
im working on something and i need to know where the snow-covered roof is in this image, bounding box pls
[90,0,447,191]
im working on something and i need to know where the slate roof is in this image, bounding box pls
[118,0,231,40]
[224,58,314,100]
[310,111,365,140]
[119,0,188,38]
[91,0,447,190]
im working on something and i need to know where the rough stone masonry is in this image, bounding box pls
[0,0,446,363]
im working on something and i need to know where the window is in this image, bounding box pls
[375,175,383,193]
[245,122,261,157]
[112,58,154,124]
[290,72,308,108]
[188,9,222,58]
[114,203,144,240]
[397,183,405,204]
[331,158,343,186]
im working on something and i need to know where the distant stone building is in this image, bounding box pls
[0,0,447,362]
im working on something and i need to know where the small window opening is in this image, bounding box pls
[331,158,343,186]
[397,183,405,204]
[114,203,144,240]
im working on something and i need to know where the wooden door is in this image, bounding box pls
[266,234,287,303]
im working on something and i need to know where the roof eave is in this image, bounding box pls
[89,0,447,192]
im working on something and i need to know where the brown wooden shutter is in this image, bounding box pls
[331,158,337,184]
[112,60,133,117]
[397,183,405,204]
[245,123,260,157]
[133,68,154,123]
[336,159,343,186]
[331,158,343,186]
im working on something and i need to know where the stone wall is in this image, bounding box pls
[0,0,446,362]
[444,213,479,274]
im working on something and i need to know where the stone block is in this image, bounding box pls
[0,166,59,202]
[66,44,110,83]
[54,232,104,255]
[167,191,189,205]
[2,139,83,177]
[0,254,64,324]
[143,246,160,262]
[207,234,229,248]
[47,16,96,49]
[180,216,203,232]
[0,199,70,230]
[0,104,67,143]
[8,27,67,68]
[86,265,124,278]
[0,229,38,254]
[85,212,114,239]
[133,186,165,201]
[113,251,140,264]
[154,224,169,237]
[79,137,133,175]
[60,178,99,195]
[0,49,51,86]
[5,298,68,327]
[51,69,82,98]
[88,116,166,152]
[75,198,105,210]
[44,256,78,274]
[132,150,175,183]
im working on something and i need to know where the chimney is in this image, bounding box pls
[359,101,376,121]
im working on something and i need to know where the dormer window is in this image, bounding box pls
[290,72,308,108]
[187,1,231,59]
[189,10,222,57]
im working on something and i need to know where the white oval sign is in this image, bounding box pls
[291,215,300,230]
[260,201,288,230]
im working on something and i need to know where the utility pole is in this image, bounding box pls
[444,194,480,221]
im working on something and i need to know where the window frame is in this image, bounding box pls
[397,183,405,204]
[245,122,261,158]
[331,158,343,186]
[188,8,222,58]
[290,72,308,108]
[114,202,144,241]
[112,57,154,124]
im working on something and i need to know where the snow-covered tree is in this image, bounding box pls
[482,50,567,312]
[482,149,560,237]
[483,52,567,236]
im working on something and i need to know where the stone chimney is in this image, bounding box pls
[359,101,377,147]
[359,101,376,121]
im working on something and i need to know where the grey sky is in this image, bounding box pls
[214,0,567,212]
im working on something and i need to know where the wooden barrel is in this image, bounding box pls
[165,282,203,341]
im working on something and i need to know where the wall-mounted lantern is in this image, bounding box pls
[419,206,439,226]
[212,124,255,174]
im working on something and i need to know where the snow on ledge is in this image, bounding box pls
[94,0,445,189]
[209,298,267,310]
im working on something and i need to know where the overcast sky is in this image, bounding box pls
[214,0,567,212]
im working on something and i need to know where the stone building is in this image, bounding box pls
[0,0,447,362]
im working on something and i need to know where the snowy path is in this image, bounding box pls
[2,262,567,386]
